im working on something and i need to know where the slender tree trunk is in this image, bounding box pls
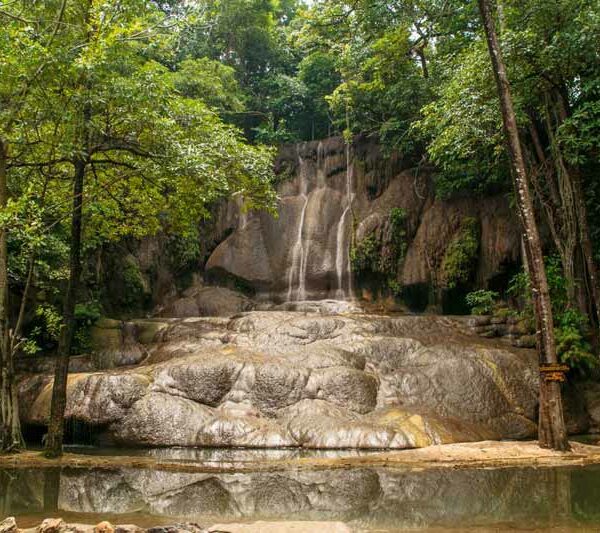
[0,140,23,453]
[44,155,86,458]
[478,0,569,450]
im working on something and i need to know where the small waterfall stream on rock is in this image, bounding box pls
[286,148,310,301]
[335,142,354,300]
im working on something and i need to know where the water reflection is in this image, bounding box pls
[62,445,381,462]
[2,465,600,530]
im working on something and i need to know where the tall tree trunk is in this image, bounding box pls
[44,155,86,458]
[478,0,569,450]
[0,139,23,453]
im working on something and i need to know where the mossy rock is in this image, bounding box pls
[131,319,169,344]
[90,326,123,351]
[94,317,122,330]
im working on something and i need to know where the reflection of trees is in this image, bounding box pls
[43,468,61,513]
[572,466,600,523]
[0,469,44,515]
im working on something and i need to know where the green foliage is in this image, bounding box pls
[73,301,103,354]
[379,207,408,274]
[350,235,380,275]
[20,304,64,356]
[441,218,480,289]
[36,305,63,342]
[555,309,597,374]
[167,233,202,272]
[387,279,403,297]
[1,0,278,339]
[466,290,499,316]
[171,58,245,113]
[390,207,408,256]
[415,43,511,198]
[508,256,596,373]
[116,257,148,312]
[351,208,408,279]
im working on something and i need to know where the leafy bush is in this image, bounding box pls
[466,290,499,315]
[73,301,102,354]
[389,207,408,261]
[555,308,597,373]
[441,217,480,288]
[508,255,596,373]
[388,279,403,297]
[350,235,380,274]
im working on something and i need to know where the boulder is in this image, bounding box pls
[0,518,17,533]
[160,287,254,318]
[93,523,114,533]
[38,519,66,533]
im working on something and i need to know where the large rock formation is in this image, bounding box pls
[97,136,522,315]
[18,309,564,449]
[204,137,521,305]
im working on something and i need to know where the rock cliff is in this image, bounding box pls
[204,136,521,308]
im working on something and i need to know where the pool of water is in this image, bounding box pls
[3,461,600,531]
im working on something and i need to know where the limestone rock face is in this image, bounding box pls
[18,310,557,448]
[583,382,600,433]
[204,136,521,303]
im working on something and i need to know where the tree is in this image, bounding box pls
[0,0,72,453]
[1,0,275,457]
[478,0,569,451]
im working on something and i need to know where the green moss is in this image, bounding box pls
[352,208,409,277]
[441,217,480,289]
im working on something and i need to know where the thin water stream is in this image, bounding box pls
[287,149,310,302]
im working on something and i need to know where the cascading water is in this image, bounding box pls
[335,143,354,300]
[286,140,354,302]
[286,149,310,301]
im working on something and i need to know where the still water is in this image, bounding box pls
[2,460,600,532]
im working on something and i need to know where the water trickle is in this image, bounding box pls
[287,150,310,301]
[335,142,354,300]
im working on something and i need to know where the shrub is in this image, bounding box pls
[508,256,597,373]
[466,289,499,315]
[441,217,480,288]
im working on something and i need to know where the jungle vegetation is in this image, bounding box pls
[0,0,598,452]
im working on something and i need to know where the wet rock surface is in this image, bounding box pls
[17,310,557,448]
[205,137,521,303]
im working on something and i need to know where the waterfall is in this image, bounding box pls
[287,150,310,301]
[286,140,354,302]
[335,143,354,300]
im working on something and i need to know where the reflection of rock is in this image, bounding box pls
[18,311,559,448]
[4,464,599,530]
